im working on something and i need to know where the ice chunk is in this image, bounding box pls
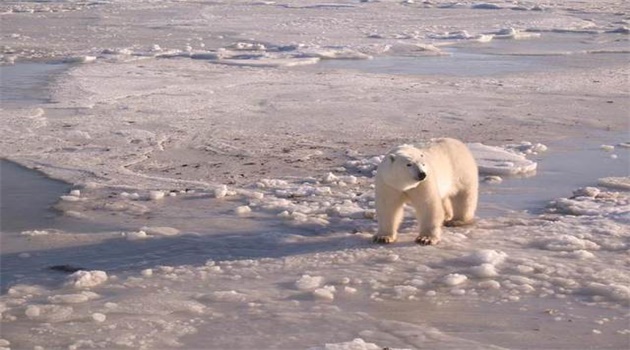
[540,235,600,251]
[472,3,503,10]
[468,263,499,278]
[468,143,537,175]
[24,305,74,322]
[62,55,97,64]
[309,338,383,350]
[393,285,418,299]
[213,185,229,198]
[65,270,108,289]
[235,205,252,215]
[483,175,503,184]
[295,275,323,291]
[478,280,501,289]
[197,290,250,303]
[572,187,600,198]
[598,177,630,190]
[92,313,107,323]
[20,230,51,236]
[439,273,468,286]
[149,190,165,200]
[580,283,630,302]
[124,230,148,240]
[462,249,507,266]
[140,226,180,236]
[48,291,99,304]
[493,28,542,39]
[60,195,83,202]
[313,286,336,301]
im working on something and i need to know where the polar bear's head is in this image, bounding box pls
[379,144,428,191]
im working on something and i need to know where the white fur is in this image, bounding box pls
[374,138,478,245]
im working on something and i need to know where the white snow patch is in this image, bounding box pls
[539,235,600,252]
[462,249,508,266]
[234,205,252,215]
[140,226,180,236]
[149,190,166,200]
[65,270,108,289]
[468,263,499,278]
[295,275,324,291]
[313,286,336,301]
[439,273,468,286]
[92,313,107,323]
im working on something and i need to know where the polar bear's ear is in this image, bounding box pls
[389,154,396,162]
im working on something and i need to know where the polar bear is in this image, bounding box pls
[374,138,478,245]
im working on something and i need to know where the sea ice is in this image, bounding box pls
[309,338,384,350]
[598,177,630,190]
[467,143,538,175]
[65,270,108,289]
[461,249,507,266]
[313,286,336,301]
[140,226,180,236]
[295,275,324,291]
[439,273,468,286]
[149,190,165,200]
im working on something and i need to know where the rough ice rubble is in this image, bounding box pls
[97,42,372,67]
[547,186,629,216]
[234,142,542,227]
[3,146,628,348]
[309,338,408,350]
[2,183,629,349]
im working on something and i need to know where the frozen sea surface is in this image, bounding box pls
[0,63,67,107]
[321,32,629,76]
[0,160,70,233]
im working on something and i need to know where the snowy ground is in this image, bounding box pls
[1,0,629,349]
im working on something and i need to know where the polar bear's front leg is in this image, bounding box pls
[406,186,445,246]
[374,185,405,244]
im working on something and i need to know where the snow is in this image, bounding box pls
[1,0,629,349]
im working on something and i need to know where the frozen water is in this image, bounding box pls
[0,63,68,107]
[0,160,70,234]
[321,32,628,77]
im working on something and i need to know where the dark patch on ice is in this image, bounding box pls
[48,265,85,273]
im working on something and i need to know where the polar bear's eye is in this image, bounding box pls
[406,163,412,167]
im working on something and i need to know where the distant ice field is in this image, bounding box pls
[320,32,629,76]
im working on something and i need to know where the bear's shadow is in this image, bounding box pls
[1,216,376,293]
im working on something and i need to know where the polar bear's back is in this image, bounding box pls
[423,138,478,197]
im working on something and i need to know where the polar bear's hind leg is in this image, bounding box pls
[445,188,477,227]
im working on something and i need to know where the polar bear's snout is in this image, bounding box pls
[407,162,427,182]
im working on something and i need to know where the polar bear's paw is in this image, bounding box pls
[373,235,396,244]
[415,235,440,246]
